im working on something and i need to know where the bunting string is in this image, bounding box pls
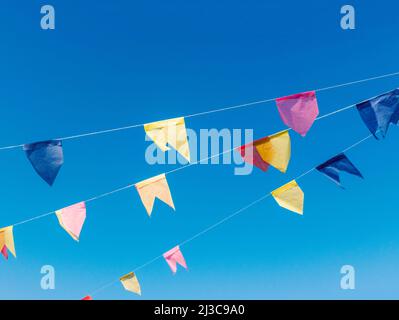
[86,132,375,298]
[0,70,398,152]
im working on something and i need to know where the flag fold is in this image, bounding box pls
[271,180,304,215]
[55,202,86,241]
[120,272,142,295]
[163,246,187,274]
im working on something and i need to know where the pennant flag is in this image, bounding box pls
[81,296,93,300]
[144,117,190,162]
[276,91,319,137]
[135,174,175,217]
[271,180,304,215]
[316,153,363,187]
[356,88,399,138]
[0,226,16,260]
[120,272,142,295]
[55,202,86,241]
[23,140,64,186]
[163,246,187,274]
[238,130,291,173]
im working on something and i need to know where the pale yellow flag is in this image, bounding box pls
[120,272,142,295]
[0,226,16,257]
[135,173,175,217]
[254,130,291,173]
[271,180,304,215]
[144,117,190,162]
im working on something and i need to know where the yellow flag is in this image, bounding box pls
[271,180,304,215]
[120,272,142,295]
[135,173,175,217]
[0,226,16,257]
[254,130,291,173]
[144,117,190,162]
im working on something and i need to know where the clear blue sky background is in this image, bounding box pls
[1,0,399,300]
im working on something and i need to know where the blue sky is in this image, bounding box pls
[1,0,399,299]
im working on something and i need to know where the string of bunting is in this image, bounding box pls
[1,71,399,300]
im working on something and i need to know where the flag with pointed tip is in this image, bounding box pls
[135,174,175,217]
[271,180,304,215]
[55,202,86,241]
[0,226,16,260]
[144,117,191,162]
[120,272,141,295]
[81,296,93,300]
[23,140,64,186]
[163,246,187,274]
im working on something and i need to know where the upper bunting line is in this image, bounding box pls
[0,70,398,151]
[86,132,375,298]
[9,96,362,228]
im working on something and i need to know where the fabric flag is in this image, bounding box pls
[135,173,175,217]
[0,226,16,260]
[144,117,191,162]
[81,296,93,300]
[316,153,363,187]
[271,180,304,215]
[238,130,291,173]
[55,202,86,241]
[120,272,142,295]
[356,88,399,139]
[23,140,64,186]
[163,246,187,274]
[276,91,319,137]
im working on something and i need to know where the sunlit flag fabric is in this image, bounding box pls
[144,117,191,162]
[23,140,64,186]
[55,202,86,241]
[356,88,399,139]
[271,180,304,215]
[316,153,363,187]
[238,130,291,173]
[0,226,16,260]
[120,272,142,295]
[275,91,319,137]
[135,173,175,217]
[163,246,188,274]
[81,296,93,300]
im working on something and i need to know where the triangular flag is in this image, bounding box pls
[271,180,304,215]
[23,140,64,186]
[316,153,363,187]
[238,130,291,173]
[144,117,191,162]
[356,88,399,139]
[0,226,16,259]
[163,246,187,274]
[120,272,142,295]
[81,296,93,300]
[135,174,175,216]
[55,202,86,241]
[276,91,319,137]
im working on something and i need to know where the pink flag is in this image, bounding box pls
[276,91,319,137]
[55,202,86,241]
[163,246,187,274]
[1,245,8,260]
[238,143,269,172]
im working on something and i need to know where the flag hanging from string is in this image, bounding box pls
[316,153,363,187]
[120,272,142,295]
[55,202,86,241]
[271,180,304,215]
[23,140,64,186]
[238,130,291,173]
[163,246,188,274]
[275,91,319,137]
[0,226,16,260]
[135,174,175,217]
[356,88,399,139]
[144,117,191,162]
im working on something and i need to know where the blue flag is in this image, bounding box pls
[316,153,363,187]
[356,88,399,139]
[23,140,64,186]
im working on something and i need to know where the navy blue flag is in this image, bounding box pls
[316,153,363,187]
[356,88,399,139]
[23,140,64,186]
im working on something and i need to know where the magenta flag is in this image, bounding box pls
[238,143,270,172]
[276,91,319,136]
[1,245,8,260]
[163,246,188,274]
